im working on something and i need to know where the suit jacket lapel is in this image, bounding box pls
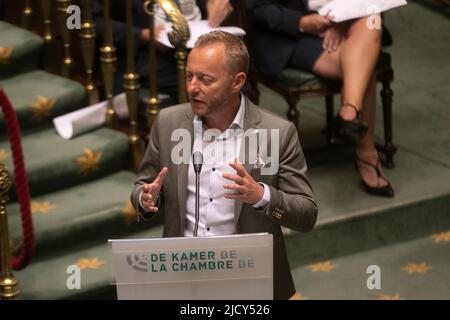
[177,108,194,235]
[234,97,263,226]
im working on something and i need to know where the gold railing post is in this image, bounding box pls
[0,164,20,300]
[40,0,52,42]
[143,0,189,129]
[79,0,97,104]
[124,0,144,171]
[175,48,188,103]
[22,0,33,30]
[100,0,118,128]
[156,0,190,104]
[56,0,73,77]
[143,0,161,130]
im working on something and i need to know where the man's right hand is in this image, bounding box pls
[140,167,168,212]
[299,14,332,35]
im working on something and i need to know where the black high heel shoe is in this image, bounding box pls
[355,154,394,198]
[335,103,368,141]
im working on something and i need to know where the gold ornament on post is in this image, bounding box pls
[40,0,52,42]
[56,0,73,77]
[143,0,161,130]
[79,0,97,103]
[124,0,144,171]
[22,0,33,30]
[143,0,189,129]
[0,164,20,300]
[157,0,190,103]
[100,0,118,128]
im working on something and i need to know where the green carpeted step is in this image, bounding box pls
[284,193,450,269]
[0,70,86,132]
[0,21,43,78]
[0,126,130,198]
[15,226,164,300]
[291,232,450,299]
[7,171,160,261]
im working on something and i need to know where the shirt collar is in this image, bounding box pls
[193,93,245,131]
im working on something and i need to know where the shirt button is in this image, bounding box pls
[209,198,213,202]
[212,168,216,172]
[207,227,210,231]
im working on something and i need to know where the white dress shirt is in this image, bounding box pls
[184,95,270,237]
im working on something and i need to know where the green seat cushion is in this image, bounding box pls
[0,21,43,78]
[276,68,326,89]
[275,51,392,89]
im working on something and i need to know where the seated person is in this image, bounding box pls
[246,0,394,197]
[92,0,235,99]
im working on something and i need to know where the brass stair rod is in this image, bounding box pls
[40,0,52,42]
[100,0,118,128]
[79,0,97,103]
[124,0,144,171]
[56,0,73,77]
[156,0,189,103]
[0,164,20,300]
[22,0,32,30]
[143,0,161,130]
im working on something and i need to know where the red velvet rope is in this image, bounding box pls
[0,88,35,270]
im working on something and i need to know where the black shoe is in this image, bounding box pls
[335,103,368,141]
[355,154,394,198]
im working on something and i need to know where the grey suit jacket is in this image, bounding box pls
[131,96,318,300]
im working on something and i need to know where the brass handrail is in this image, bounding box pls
[143,0,189,129]
[100,0,119,128]
[79,0,97,104]
[124,0,144,171]
[40,0,52,42]
[22,0,32,30]
[156,0,189,103]
[56,0,73,77]
[0,164,20,300]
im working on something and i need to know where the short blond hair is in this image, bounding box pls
[194,31,249,75]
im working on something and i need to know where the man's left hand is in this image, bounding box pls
[223,158,264,205]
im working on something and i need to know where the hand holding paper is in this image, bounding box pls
[313,0,407,23]
[158,20,245,49]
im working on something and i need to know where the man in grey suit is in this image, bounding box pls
[131,31,318,300]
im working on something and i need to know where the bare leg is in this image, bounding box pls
[340,18,382,119]
[313,17,382,120]
[311,17,390,191]
[356,73,389,188]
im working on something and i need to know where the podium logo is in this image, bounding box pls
[126,254,149,272]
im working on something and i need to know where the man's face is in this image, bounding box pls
[186,43,235,117]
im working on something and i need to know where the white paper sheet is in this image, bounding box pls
[53,93,128,139]
[158,20,246,49]
[315,0,407,22]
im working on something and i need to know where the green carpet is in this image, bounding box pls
[2,1,450,300]
[0,21,42,78]
[0,127,130,198]
[0,70,86,132]
[7,171,151,261]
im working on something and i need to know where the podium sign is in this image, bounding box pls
[110,233,273,300]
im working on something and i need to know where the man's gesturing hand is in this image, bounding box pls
[223,158,264,205]
[141,167,168,212]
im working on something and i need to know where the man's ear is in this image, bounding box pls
[232,72,247,93]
